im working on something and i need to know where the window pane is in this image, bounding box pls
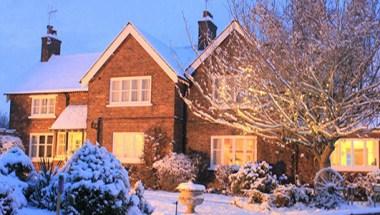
[246,139,255,162]
[112,80,121,90]
[57,133,66,156]
[32,99,40,115]
[46,145,52,157]
[31,136,38,157]
[141,90,150,102]
[340,140,352,166]
[330,144,340,166]
[41,99,48,114]
[38,145,45,157]
[212,139,222,165]
[48,98,55,114]
[47,135,53,145]
[223,138,233,165]
[39,136,46,144]
[353,140,365,166]
[235,139,245,165]
[131,80,139,102]
[367,140,377,166]
[141,79,150,90]
[121,80,130,102]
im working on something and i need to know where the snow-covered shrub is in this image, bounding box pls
[62,142,132,214]
[0,173,28,209]
[153,153,196,191]
[229,161,279,194]
[188,150,212,185]
[0,185,16,215]
[129,181,154,215]
[269,184,313,207]
[143,127,172,167]
[0,147,34,180]
[344,171,380,203]
[29,158,62,208]
[247,189,267,204]
[0,135,24,154]
[214,165,239,193]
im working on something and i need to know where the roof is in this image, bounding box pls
[51,105,87,130]
[6,53,100,95]
[80,23,196,85]
[186,20,247,74]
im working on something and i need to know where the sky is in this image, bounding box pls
[0,0,232,114]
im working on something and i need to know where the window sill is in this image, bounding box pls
[28,115,56,119]
[332,165,379,172]
[106,103,152,108]
[31,157,59,162]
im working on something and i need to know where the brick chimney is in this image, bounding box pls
[41,25,61,62]
[198,10,217,51]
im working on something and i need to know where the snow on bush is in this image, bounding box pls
[129,181,154,215]
[0,147,34,180]
[153,153,196,191]
[0,185,17,215]
[269,184,313,207]
[0,173,28,209]
[61,142,133,214]
[214,165,239,193]
[0,135,24,154]
[229,161,281,194]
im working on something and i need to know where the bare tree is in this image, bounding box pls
[183,0,380,169]
[0,112,8,129]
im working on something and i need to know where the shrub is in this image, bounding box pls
[214,165,239,193]
[344,171,380,203]
[188,150,212,185]
[0,147,34,181]
[247,189,267,204]
[153,153,196,191]
[0,185,16,215]
[0,135,24,154]
[62,142,133,215]
[28,158,62,208]
[229,161,280,194]
[269,184,313,207]
[143,127,172,167]
[129,181,154,215]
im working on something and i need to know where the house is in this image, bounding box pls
[4,11,380,182]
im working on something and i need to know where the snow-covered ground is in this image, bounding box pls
[18,190,380,215]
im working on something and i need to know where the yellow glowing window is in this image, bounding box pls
[210,136,257,168]
[330,139,379,171]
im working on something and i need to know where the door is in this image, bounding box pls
[68,132,83,157]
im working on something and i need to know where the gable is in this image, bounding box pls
[80,23,179,85]
[186,20,249,74]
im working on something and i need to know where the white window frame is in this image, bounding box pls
[210,135,257,170]
[331,138,379,172]
[29,133,54,161]
[29,95,56,119]
[112,132,144,164]
[108,76,152,107]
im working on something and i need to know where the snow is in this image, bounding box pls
[6,53,100,94]
[177,181,206,191]
[0,173,28,209]
[0,134,24,153]
[0,147,33,175]
[51,105,87,130]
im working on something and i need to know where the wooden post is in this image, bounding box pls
[56,175,64,215]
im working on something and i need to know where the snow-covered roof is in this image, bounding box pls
[6,53,100,95]
[51,105,87,130]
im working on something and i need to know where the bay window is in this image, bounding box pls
[113,132,144,163]
[109,76,151,106]
[29,133,54,160]
[330,138,379,171]
[210,136,257,169]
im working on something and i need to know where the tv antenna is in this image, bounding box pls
[48,6,58,26]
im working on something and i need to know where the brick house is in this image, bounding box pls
[5,11,380,181]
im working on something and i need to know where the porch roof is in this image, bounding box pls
[51,105,87,130]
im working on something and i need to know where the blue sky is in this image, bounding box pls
[0,0,232,114]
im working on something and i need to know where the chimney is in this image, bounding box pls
[198,10,217,51]
[41,25,61,62]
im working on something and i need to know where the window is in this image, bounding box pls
[109,76,151,106]
[330,138,379,171]
[212,75,253,107]
[113,132,144,163]
[29,134,53,159]
[30,96,56,117]
[210,136,257,169]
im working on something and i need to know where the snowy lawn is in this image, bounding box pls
[18,190,380,215]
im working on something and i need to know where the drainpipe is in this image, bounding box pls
[96,117,103,145]
[64,93,70,107]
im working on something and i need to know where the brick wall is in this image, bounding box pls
[86,34,184,154]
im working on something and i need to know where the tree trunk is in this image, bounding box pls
[318,143,335,169]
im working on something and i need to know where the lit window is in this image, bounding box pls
[30,134,53,159]
[113,132,144,163]
[210,136,257,169]
[56,132,66,158]
[30,96,55,117]
[109,76,151,106]
[330,138,379,171]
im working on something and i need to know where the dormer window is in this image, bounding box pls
[108,76,152,107]
[29,95,56,118]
